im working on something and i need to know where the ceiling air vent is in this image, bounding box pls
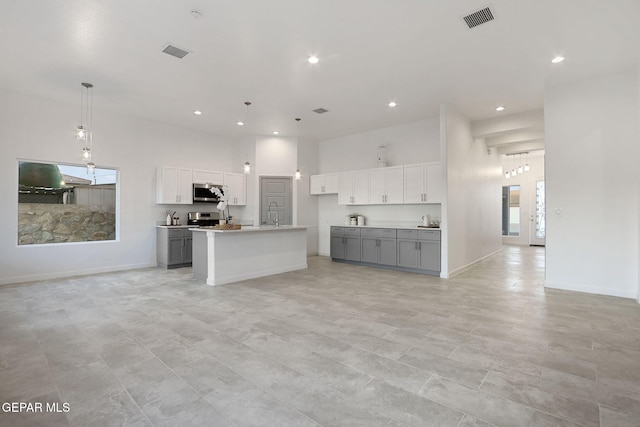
[161,43,191,59]
[462,6,495,29]
[312,108,329,114]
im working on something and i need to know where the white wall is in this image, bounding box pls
[500,152,545,246]
[0,89,235,285]
[442,104,503,277]
[316,117,442,256]
[318,117,440,172]
[545,68,639,299]
[297,138,319,254]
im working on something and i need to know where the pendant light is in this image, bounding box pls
[517,153,524,174]
[76,82,95,171]
[294,117,301,180]
[242,101,252,174]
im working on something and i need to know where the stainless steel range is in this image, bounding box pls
[187,211,221,227]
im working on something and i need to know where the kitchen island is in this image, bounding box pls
[190,225,307,286]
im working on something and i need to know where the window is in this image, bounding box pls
[18,160,118,245]
[502,185,520,236]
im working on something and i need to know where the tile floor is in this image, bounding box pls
[1,246,640,426]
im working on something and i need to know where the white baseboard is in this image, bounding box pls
[545,280,637,300]
[0,262,157,286]
[447,248,503,278]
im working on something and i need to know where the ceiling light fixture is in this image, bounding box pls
[308,55,319,64]
[242,101,252,174]
[194,110,202,115]
[388,101,397,108]
[551,55,565,64]
[496,105,505,112]
[295,118,302,180]
[238,101,251,127]
[76,82,95,171]
[272,130,279,135]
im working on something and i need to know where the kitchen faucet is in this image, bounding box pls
[267,201,279,227]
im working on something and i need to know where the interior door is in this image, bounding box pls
[260,177,292,225]
[529,178,546,246]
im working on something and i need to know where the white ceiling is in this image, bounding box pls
[1,0,639,141]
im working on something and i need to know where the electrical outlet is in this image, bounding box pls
[554,208,562,217]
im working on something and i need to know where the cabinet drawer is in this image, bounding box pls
[331,226,344,236]
[343,227,361,237]
[418,230,441,241]
[361,228,396,239]
[397,229,418,240]
[168,228,187,238]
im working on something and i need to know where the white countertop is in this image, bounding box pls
[156,224,194,228]
[190,225,308,234]
[333,224,440,230]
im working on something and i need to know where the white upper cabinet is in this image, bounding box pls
[338,170,369,205]
[157,166,193,204]
[310,173,338,195]
[403,162,442,204]
[193,170,224,185]
[223,172,246,206]
[369,166,404,204]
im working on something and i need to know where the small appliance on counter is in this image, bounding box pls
[187,211,221,227]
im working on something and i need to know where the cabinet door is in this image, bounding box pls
[184,233,193,264]
[385,166,404,204]
[224,173,246,205]
[378,238,397,266]
[310,175,324,195]
[337,172,354,205]
[167,237,184,265]
[418,240,440,271]
[193,170,223,185]
[353,170,369,204]
[369,169,386,204]
[361,237,378,263]
[178,168,193,204]
[403,164,425,204]
[324,174,338,194]
[157,166,178,203]
[234,173,246,205]
[345,236,361,261]
[425,163,442,203]
[397,239,419,268]
[330,236,345,259]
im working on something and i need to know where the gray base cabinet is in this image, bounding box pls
[332,226,440,276]
[157,227,192,269]
[361,228,397,266]
[330,227,361,261]
[397,229,441,272]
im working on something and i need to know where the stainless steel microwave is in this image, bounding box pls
[193,183,223,203]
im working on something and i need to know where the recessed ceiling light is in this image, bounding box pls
[308,55,319,64]
[236,121,244,126]
[495,105,505,112]
[272,130,279,135]
[193,110,202,115]
[388,101,397,107]
[551,55,565,64]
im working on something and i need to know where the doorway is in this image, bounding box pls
[260,176,292,226]
[529,178,545,246]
